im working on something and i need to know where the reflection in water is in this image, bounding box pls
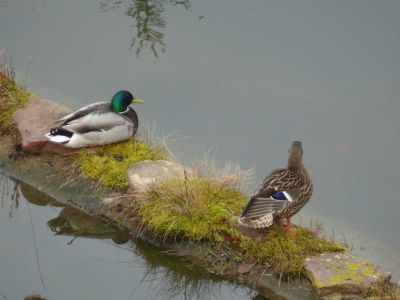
[44,202,262,298]
[0,170,20,217]
[0,173,265,299]
[100,0,191,57]
[47,207,130,245]
[131,239,261,300]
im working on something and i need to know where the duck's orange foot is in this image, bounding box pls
[278,218,296,232]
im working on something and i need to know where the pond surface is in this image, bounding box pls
[0,0,399,294]
[0,172,265,300]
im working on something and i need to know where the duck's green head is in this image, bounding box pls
[288,141,303,168]
[110,90,143,112]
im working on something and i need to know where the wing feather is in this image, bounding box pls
[57,102,109,125]
[239,168,305,225]
[54,102,130,134]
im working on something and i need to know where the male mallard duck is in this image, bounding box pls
[238,141,313,230]
[45,90,143,148]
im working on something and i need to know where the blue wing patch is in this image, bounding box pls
[271,191,287,200]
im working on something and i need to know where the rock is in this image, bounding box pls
[321,293,364,300]
[13,96,76,154]
[237,261,256,274]
[304,252,391,297]
[321,293,344,300]
[126,160,195,192]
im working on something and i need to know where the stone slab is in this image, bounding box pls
[304,252,391,297]
[13,96,76,154]
[126,159,195,192]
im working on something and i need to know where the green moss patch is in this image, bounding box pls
[78,139,167,190]
[138,177,247,241]
[240,226,345,277]
[136,176,345,277]
[0,56,30,132]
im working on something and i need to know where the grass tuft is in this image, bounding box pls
[366,281,400,299]
[78,139,167,190]
[138,177,247,241]
[134,176,345,277]
[0,52,30,133]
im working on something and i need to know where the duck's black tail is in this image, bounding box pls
[238,196,289,228]
[48,127,73,138]
[45,127,73,144]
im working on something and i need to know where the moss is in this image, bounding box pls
[78,139,167,190]
[138,177,247,241]
[0,57,30,133]
[137,176,345,277]
[239,226,345,277]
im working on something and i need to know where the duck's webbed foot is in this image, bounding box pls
[278,217,295,232]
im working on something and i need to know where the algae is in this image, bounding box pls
[78,139,167,190]
[0,53,30,133]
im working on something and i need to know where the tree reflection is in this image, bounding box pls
[100,0,191,57]
[0,171,20,217]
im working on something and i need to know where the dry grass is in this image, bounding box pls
[366,281,400,299]
[0,51,30,133]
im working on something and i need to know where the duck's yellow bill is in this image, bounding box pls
[133,97,144,104]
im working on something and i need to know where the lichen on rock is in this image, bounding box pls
[304,252,391,297]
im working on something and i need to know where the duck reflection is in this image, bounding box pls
[18,180,130,245]
[47,207,130,245]
[100,0,192,57]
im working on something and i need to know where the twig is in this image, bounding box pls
[27,200,46,290]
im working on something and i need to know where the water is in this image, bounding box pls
[0,0,399,293]
[0,173,260,300]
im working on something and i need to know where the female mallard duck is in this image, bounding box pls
[238,141,313,230]
[45,90,143,148]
